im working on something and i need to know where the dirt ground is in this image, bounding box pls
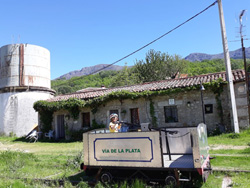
[209,145,249,150]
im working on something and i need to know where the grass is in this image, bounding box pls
[208,129,250,146]
[0,150,83,180]
[201,172,250,188]
[210,156,250,170]
[0,136,82,155]
[208,129,250,171]
[0,136,83,183]
[209,147,250,155]
[0,129,250,187]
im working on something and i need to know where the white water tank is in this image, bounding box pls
[0,44,54,137]
[0,44,50,89]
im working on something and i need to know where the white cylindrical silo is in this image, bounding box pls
[0,44,51,89]
[0,44,55,137]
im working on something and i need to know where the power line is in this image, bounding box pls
[53,1,217,88]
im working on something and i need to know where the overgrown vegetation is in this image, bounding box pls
[35,78,227,128]
[149,99,157,127]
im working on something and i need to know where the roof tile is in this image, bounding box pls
[48,69,245,102]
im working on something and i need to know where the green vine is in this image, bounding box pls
[207,78,225,124]
[39,110,54,133]
[34,78,226,128]
[149,99,157,127]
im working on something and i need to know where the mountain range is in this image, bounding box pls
[56,47,250,80]
[56,64,125,80]
[185,47,250,62]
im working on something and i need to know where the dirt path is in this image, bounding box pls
[210,145,249,150]
[0,141,31,152]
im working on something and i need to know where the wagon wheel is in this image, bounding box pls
[100,172,113,184]
[165,175,176,187]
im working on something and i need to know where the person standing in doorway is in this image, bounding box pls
[109,113,121,133]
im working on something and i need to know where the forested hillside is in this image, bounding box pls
[52,50,248,95]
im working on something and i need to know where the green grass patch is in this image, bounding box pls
[201,171,224,188]
[208,129,250,146]
[201,172,250,188]
[0,137,82,156]
[230,172,250,188]
[210,155,250,170]
[0,150,83,180]
[210,148,250,155]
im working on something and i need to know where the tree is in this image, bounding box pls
[133,49,187,83]
[57,86,72,95]
[110,63,139,87]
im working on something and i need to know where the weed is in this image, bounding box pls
[65,151,83,170]
[9,132,16,137]
[227,133,240,139]
[131,179,147,188]
[76,181,89,188]
[0,150,37,176]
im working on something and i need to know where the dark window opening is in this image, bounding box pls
[205,104,213,114]
[82,112,90,127]
[130,108,140,125]
[164,106,178,123]
[57,115,65,139]
[110,110,119,116]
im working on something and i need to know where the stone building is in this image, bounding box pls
[41,69,249,139]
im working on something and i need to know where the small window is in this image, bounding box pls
[205,104,213,114]
[164,106,178,123]
[82,112,90,127]
[130,108,140,125]
[110,110,119,116]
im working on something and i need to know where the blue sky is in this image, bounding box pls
[0,0,249,79]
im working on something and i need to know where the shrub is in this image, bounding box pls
[227,133,240,139]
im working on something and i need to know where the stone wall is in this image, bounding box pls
[233,82,249,129]
[50,81,249,138]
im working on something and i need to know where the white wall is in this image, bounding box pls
[0,91,53,137]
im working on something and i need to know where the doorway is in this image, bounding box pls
[56,115,65,139]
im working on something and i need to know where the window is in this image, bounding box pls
[82,112,90,127]
[164,106,178,123]
[205,104,213,114]
[130,108,140,125]
[110,110,119,116]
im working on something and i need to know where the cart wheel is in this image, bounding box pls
[165,175,176,187]
[100,172,113,184]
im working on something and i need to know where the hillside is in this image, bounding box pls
[184,47,250,62]
[55,64,125,80]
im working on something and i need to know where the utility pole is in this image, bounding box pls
[217,0,239,133]
[239,10,250,125]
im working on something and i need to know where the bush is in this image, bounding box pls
[227,133,240,139]
[91,119,106,129]
[65,151,83,170]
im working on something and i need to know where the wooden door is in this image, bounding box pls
[57,115,65,139]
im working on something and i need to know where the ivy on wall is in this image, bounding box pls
[149,99,157,127]
[34,78,226,129]
[208,78,225,124]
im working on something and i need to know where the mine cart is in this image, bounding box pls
[81,123,211,186]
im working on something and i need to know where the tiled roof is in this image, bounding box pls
[48,69,245,102]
